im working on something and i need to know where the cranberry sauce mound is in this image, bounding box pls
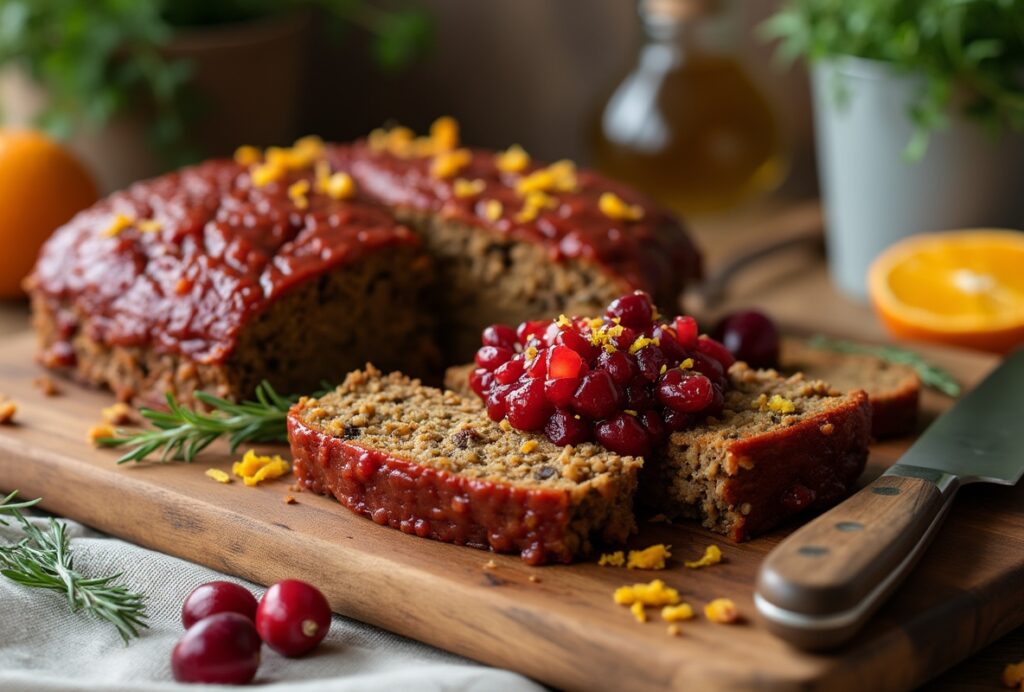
[468,291,734,457]
[27,118,701,405]
[288,366,641,565]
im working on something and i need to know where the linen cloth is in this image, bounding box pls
[0,514,542,691]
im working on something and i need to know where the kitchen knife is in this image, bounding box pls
[754,348,1024,650]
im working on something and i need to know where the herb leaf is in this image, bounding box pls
[0,491,148,643]
[807,334,962,397]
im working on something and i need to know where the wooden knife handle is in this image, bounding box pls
[755,469,960,649]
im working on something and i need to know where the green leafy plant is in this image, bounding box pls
[0,490,148,642]
[0,0,431,164]
[762,0,1024,158]
[808,334,962,396]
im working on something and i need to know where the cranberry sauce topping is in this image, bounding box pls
[470,291,733,456]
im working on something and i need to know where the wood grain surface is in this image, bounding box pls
[0,330,1021,691]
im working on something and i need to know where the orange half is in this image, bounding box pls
[868,230,1024,354]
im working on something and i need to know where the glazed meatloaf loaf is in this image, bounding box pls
[27,119,700,405]
[288,366,641,565]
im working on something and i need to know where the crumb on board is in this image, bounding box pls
[483,559,497,570]
[0,400,16,424]
[87,423,115,445]
[661,603,695,622]
[205,468,232,484]
[284,495,297,505]
[528,575,540,583]
[101,402,135,425]
[627,544,671,570]
[684,545,723,569]
[34,376,60,396]
[613,579,680,607]
[704,598,740,624]
[1003,661,1024,689]
[231,450,291,487]
[598,551,625,567]
[666,624,682,637]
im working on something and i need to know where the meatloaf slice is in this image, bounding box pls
[288,366,642,565]
[655,364,871,541]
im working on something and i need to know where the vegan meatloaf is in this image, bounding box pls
[288,366,641,565]
[27,119,701,405]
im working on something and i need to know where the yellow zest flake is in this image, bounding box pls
[767,394,796,414]
[499,419,513,433]
[251,162,285,187]
[495,144,530,173]
[0,401,16,424]
[524,345,539,361]
[288,179,311,210]
[430,116,460,152]
[87,423,115,445]
[520,440,539,454]
[613,579,680,607]
[598,551,625,567]
[624,409,638,417]
[516,159,577,195]
[588,317,604,330]
[367,128,390,152]
[232,449,291,487]
[627,544,671,570]
[324,172,355,200]
[453,178,486,198]
[1003,661,1024,689]
[630,601,647,623]
[136,219,162,233]
[431,148,473,179]
[603,343,618,354]
[234,145,261,166]
[659,364,667,375]
[514,190,558,223]
[704,598,740,624]
[628,335,659,355]
[101,213,134,238]
[556,314,572,328]
[679,358,694,370]
[599,192,645,221]
[667,624,682,637]
[292,134,325,161]
[684,544,723,569]
[314,160,331,189]
[661,603,696,622]
[205,468,232,484]
[482,199,504,222]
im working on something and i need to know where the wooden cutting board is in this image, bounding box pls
[0,332,1021,691]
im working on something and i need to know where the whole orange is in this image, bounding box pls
[0,129,98,298]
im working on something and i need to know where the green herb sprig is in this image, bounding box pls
[808,334,962,397]
[0,490,148,643]
[99,381,298,464]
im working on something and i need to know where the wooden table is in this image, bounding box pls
[0,197,1019,689]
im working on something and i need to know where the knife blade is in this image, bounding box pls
[754,348,1024,650]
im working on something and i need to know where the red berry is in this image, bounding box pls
[548,345,584,379]
[657,370,714,412]
[712,310,780,368]
[652,325,687,362]
[544,377,579,408]
[172,613,261,685]
[525,353,548,379]
[663,408,693,432]
[182,581,258,630]
[606,291,654,329]
[610,326,638,351]
[697,335,736,370]
[690,351,725,386]
[493,358,525,385]
[635,346,668,381]
[485,384,512,421]
[482,324,517,349]
[475,345,513,371]
[674,316,699,348]
[595,413,651,456]
[506,379,552,431]
[544,409,591,446]
[596,349,638,386]
[625,379,655,411]
[516,320,550,345]
[555,328,599,360]
[639,410,667,445]
[469,368,492,397]
[256,580,331,658]
[571,370,622,420]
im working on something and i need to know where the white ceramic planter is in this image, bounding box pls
[811,57,1024,300]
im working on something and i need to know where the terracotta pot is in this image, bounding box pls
[0,13,307,193]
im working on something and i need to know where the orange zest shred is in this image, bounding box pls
[87,423,115,445]
[430,148,473,179]
[598,191,644,221]
[482,199,503,222]
[767,394,796,414]
[626,544,671,570]
[516,159,576,195]
[661,603,696,622]
[231,449,291,487]
[519,439,539,454]
[136,219,162,233]
[233,145,262,166]
[630,601,647,623]
[495,144,530,174]
[514,190,557,223]
[100,213,134,238]
[598,551,625,567]
[704,598,740,624]
[684,544,723,569]
[288,179,311,210]
[324,172,355,200]
[205,468,232,484]
[453,178,486,198]
[429,116,460,152]
[613,579,680,607]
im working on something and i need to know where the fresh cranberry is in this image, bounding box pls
[255,580,331,658]
[657,370,714,412]
[482,324,517,349]
[635,346,668,382]
[690,351,725,385]
[485,384,512,421]
[516,320,550,345]
[596,349,637,385]
[625,379,654,410]
[469,368,492,397]
[639,410,667,445]
[713,310,780,368]
[525,353,548,379]
[548,345,584,379]
[544,409,591,446]
[674,316,699,348]
[506,379,552,431]
[606,291,654,329]
[609,326,638,351]
[555,328,599,360]
[493,358,525,385]
[706,383,726,417]
[697,335,736,369]
[182,581,258,630]
[172,613,261,684]
[663,408,693,432]
[595,414,651,456]
[475,345,513,371]
[544,378,579,408]
[571,371,621,419]
[653,325,687,362]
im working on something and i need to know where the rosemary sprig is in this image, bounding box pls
[99,381,298,464]
[807,335,962,397]
[0,490,148,643]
